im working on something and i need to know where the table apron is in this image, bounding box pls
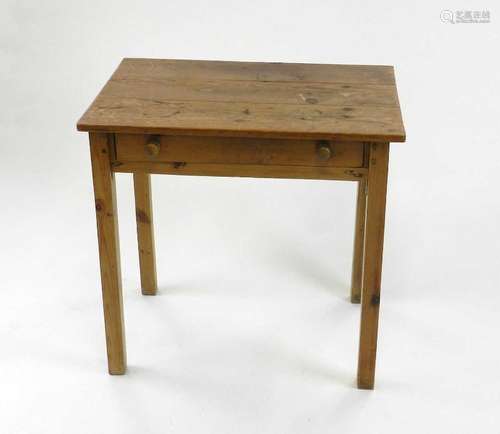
[109,133,368,181]
[112,160,366,181]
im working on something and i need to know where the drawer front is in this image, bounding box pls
[114,134,365,168]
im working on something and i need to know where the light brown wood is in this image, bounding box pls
[112,160,367,181]
[77,58,405,142]
[78,58,405,388]
[357,143,390,389]
[111,58,398,84]
[133,173,157,296]
[104,77,400,106]
[351,179,367,303]
[114,134,365,168]
[89,132,126,375]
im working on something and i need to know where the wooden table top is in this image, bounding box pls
[77,58,405,142]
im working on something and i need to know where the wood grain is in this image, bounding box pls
[112,58,397,84]
[115,134,365,168]
[79,58,405,387]
[112,160,367,181]
[357,143,390,389]
[351,179,367,303]
[133,173,157,296]
[98,77,400,107]
[89,132,126,374]
[77,58,405,142]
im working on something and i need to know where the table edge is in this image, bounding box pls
[76,122,406,142]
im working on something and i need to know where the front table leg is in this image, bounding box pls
[357,143,389,389]
[89,132,127,374]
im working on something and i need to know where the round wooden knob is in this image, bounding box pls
[145,137,161,157]
[316,142,332,161]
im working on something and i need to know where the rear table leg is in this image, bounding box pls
[133,173,158,295]
[351,179,367,303]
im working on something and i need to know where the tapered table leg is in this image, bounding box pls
[89,132,126,375]
[357,143,389,389]
[133,173,158,295]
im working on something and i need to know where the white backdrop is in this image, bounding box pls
[1,0,499,433]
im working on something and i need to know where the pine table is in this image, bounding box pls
[77,58,405,389]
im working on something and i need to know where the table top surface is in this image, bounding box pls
[77,58,405,142]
